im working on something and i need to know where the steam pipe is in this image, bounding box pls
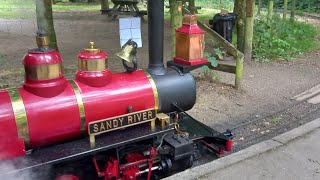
[147,0,166,75]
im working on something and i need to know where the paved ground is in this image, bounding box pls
[201,128,320,180]
[165,118,320,180]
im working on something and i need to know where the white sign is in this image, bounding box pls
[119,17,142,48]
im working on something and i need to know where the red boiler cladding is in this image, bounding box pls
[0,38,157,160]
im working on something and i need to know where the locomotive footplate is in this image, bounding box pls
[0,123,174,176]
[177,112,234,156]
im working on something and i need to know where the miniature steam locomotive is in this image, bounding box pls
[0,1,233,180]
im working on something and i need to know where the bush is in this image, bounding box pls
[253,15,318,62]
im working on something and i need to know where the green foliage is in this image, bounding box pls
[52,2,100,12]
[214,48,224,60]
[0,54,7,63]
[271,116,282,124]
[0,0,34,19]
[253,15,317,62]
[199,52,220,81]
[196,0,234,10]
[261,0,320,13]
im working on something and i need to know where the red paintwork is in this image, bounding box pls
[76,70,112,87]
[105,158,120,179]
[23,49,68,98]
[23,77,68,98]
[122,167,140,180]
[225,139,233,152]
[0,91,26,160]
[76,70,155,125]
[97,149,157,180]
[125,152,145,163]
[174,57,208,66]
[76,47,112,87]
[54,175,80,180]
[0,69,154,159]
[23,49,63,65]
[78,51,108,60]
[19,84,81,148]
[176,24,205,34]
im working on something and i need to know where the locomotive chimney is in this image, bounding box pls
[147,0,166,75]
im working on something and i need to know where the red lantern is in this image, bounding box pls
[174,15,208,66]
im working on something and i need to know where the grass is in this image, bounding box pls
[52,2,101,12]
[253,14,318,62]
[271,116,282,124]
[196,0,234,10]
[0,1,102,19]
[0,54,7,63]
[0,0,34,19]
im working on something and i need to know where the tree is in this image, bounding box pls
[244,0,255,61]
[188,0,197,14]
[169,0,183,59]
[257,0,262,15]
[233,0,246,53]
[100,0,109,10]
[36,0,59,50]
[290,0,296,21]
[267,0,273,20]
[283,0,288,19]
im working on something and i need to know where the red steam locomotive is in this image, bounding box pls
[0,1,233,180]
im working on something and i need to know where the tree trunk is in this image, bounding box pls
[233,0,246,53]
[100,0,109,10]
[244,0,255,61]
[283,0,288,20]
[169,0,183,59]
[290,0,296,21]
[257,0,262,15]
[189,0,198,14]
[36,0,59,51]
[267,0,273,20]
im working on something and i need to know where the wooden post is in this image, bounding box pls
[244,0,254,62]
[233,0,246,53]
[100,0,109,10]
[267,0,273,20]
[290,0,296,21]
[169,0,183,59]
[283,0,288,20]
[36,0,59,51]
[197,20,244,89]
[235,54,244,89]
[189,0,197,14]
[257,0,262,15]
[182,7,244,89]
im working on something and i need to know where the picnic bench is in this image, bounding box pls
[101,0,147,19]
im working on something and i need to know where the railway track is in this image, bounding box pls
[191,90,320,169]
